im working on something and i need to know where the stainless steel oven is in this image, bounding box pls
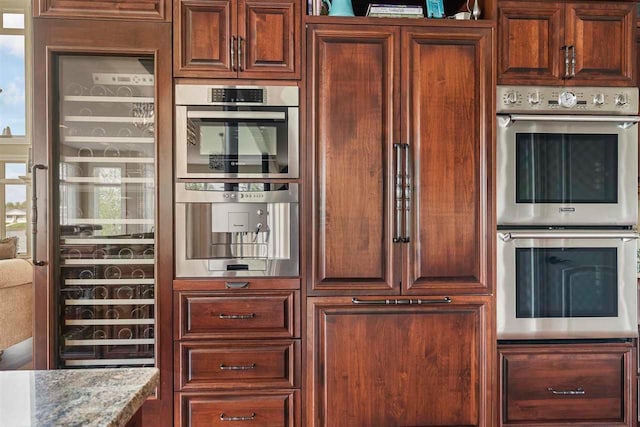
[175,182,299,277]
[175,84,299,179]
[497,86,639,226]
[497,230,638,339]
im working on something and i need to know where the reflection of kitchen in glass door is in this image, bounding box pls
[57,55,156,367]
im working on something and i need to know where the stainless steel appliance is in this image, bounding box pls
[497,230,638,339]
[175,84,299,179]
[497,86,639,226]
[175,182,299,277]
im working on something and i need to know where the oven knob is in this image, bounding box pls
[527,91,541,105]
[504,91,518,105]
[593,93,605,106]
[614,93,628,107]
[558,91,577,108]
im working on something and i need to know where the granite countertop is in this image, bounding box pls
[0,367,158,427]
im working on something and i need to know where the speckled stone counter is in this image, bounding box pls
[0,367,158,427]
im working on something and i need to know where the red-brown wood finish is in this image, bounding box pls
[33,0,170,20]
[175,291,300,340]
[498,1,564,85]
[307,24,401,294]
[402,27,492,295]
[176,390,300,427]
[499,343,635,426]
[565,2,635,85]
[307,295,492,426]
[498,1,636,86]
[175,340,300,390]
[32,19,173,426]
[238,0,299,78]
[173,278,300,291]
[174,0,237,77]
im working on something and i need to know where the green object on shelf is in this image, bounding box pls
[323,0,355,16]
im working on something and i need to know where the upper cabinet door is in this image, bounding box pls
[237,0,300,79]
[498,1,564,85]
[34,0,170,20]
[402,27,492,295]
[174,0,237,77]
[564,2,635,86]
[308,25,401,294]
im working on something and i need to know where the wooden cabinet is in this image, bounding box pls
[34,0,171,21]
[307,24,493,295]
[498,1,635,86]
[307,295,492,426]
[499,343,635,426]
[174,0,300,78]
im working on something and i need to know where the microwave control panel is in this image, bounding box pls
[497,86,639,115]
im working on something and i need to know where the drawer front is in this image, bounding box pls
[176,340,300,390]
[502,347,630,424]
[176,391,299,427]
[176,291,299,339]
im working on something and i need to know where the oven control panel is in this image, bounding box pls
[497,86,639,115]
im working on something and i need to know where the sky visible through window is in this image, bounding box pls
[0,16,25,136]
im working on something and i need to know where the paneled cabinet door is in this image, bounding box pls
[34,0,171,20]
[307,25,401,295]
[402,27,492,295]
[565,2,635,86]
[174,0,237,77]
[498,1,564,85]
[307,296,492,426]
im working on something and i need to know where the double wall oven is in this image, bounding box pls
[175,85,300,278]
[496,86,639,339]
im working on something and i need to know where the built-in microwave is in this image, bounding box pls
[497,230,638,339]
[497,86,639,226]
[175,84,299,179]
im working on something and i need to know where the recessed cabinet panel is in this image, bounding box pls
[498,1,564,84]
[403,28,490,294]
[35,0,170,20]
[308,26,400,293]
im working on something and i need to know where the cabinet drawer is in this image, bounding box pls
[500,344,633,425]
[175,340,300,391]
[175,291,299,339]
[176,390,299,427]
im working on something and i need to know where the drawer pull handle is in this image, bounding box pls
[225,281,249,289]
[218,313,256,320]
[547,387,585,396]
[352,297,452,305]
[220,413,256,422]
[220,363,256,371]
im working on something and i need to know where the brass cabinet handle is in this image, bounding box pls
[231,35,237,72]
[238,36,244,72]
[220,413,256,422]
[562,45,569,78]
[218,313,255,319]
[31,164,47,266]
[352,297,452,305]
[402,144,411,243]
[548,387,585,396]
[393,143,403,243]
[569,45,576,77]
[220,363,256,371]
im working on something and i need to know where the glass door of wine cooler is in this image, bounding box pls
[56,56,156,368]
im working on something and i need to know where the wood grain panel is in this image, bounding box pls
[308,296,491,426]
[498,1,564,85]
[402,28,491,294]
[35,0,169,20]
[308,25,400,293]
[239,0,299,78]
[565,2,635,86]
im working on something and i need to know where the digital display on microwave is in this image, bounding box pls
[515,247,618,318]
[515,133,618,204]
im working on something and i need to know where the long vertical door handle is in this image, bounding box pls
[238,36,244,72]
[562,45,569,78]
[231,36,237,72]
[31,164,47,266]
[402,144,411,243]
[393,143,403,243]
[570,45,576,77]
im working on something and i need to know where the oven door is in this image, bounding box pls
[497,230,638,339]
[497,115,639,226]
[176,106,299,179]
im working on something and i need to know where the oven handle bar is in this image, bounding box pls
[186,111,286,120]
[499,231,640,242]
[499,114,640,127]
